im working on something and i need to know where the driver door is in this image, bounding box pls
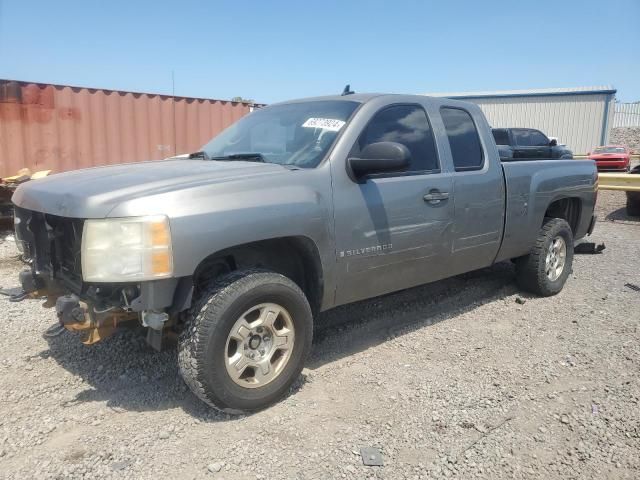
[332,104,454,306]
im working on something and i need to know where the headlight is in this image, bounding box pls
[81,216,173,282]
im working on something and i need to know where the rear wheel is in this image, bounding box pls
[515,218,574,296]
[627,192,640,217]
[178,270,312,413]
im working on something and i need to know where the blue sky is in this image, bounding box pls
[1,0,639,103]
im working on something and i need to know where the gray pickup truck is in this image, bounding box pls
[13,93,597,412]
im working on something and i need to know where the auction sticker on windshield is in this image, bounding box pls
[302,118,346,131]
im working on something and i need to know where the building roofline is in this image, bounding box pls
[0,78,263,106]
[424,86,617,100]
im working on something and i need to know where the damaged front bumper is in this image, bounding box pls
[14,206,192,348]
[19,268,192,348]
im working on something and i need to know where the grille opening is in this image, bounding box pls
[44,214,84,280]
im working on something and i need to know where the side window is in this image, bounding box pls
[529,130,549,147]
[513,129,533,146]
[358,105,439,173]
[492,129,509,145]
[440,108,484,171]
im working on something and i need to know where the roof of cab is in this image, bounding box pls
[270,92,471,107]
[271,93,386,105]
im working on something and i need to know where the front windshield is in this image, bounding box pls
[594,147,625,153]
[201,100,359,168]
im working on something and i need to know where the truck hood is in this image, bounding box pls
[12,159,287,218]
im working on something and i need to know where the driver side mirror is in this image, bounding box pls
[348,142,411,181]
[549,139,558,147]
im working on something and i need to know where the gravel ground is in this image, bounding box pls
[610,127,640,152]
[0,192,639,480]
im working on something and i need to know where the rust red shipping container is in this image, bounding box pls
[0,80,255,178]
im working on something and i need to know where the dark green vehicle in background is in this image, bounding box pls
[492,127,574,161]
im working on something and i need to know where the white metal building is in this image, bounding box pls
[424,86,616,154]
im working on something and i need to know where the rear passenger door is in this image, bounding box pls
[440,107,505,275]
[333,104,454,305]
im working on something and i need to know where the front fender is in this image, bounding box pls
[108,167,336,303]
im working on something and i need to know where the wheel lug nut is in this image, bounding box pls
[263,336,270,342]
[256,327,263,333]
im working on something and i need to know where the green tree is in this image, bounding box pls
[231,96,254,104]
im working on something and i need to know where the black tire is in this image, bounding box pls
[178,269,313,413]
[627,192,640,217]
[515,218,574,296]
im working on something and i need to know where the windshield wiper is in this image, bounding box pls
[188,151,210,159]
[209,153,265,163]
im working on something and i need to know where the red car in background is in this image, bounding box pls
[588,145,632,172]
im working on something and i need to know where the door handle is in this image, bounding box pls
[423,191,449,204]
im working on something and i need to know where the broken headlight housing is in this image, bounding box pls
[81,215,173,282]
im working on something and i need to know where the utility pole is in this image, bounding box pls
[172,70,177,156]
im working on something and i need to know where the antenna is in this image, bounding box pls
[341,84,355,96]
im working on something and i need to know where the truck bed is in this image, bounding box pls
[495,159,598,263]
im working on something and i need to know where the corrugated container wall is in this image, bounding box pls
[613,102,640,127]
[0,80,254,177]
[425,87,617,155]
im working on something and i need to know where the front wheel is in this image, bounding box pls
[515,218,574,296]
[178,270,313,413]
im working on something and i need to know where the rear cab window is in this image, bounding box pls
[440,107,484,171]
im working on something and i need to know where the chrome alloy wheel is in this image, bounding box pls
[225,303,295,388]
[545,236,567,281]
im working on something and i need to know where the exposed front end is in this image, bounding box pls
[13,206,188,348]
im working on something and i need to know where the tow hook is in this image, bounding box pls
[142,310,170,351]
